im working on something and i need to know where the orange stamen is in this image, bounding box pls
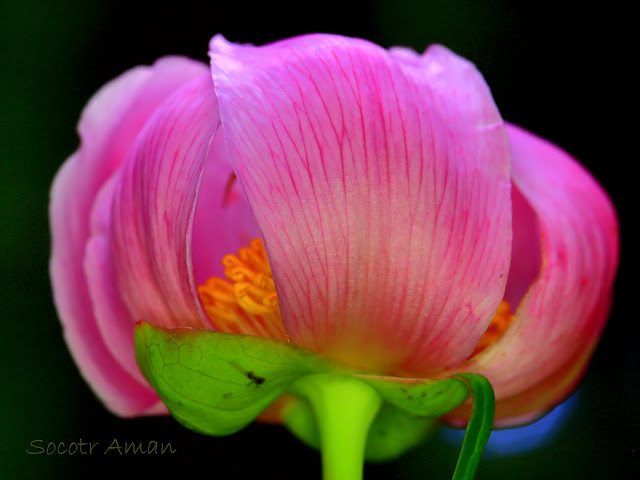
[198,238,288,341]
[472,300,514,356]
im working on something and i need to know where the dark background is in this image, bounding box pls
[0,0,636,478]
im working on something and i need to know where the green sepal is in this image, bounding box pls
[135,322,496,475]
[365,403,439,462]
[134,321,342,436]
[357,374,470,417]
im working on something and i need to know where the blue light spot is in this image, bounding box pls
[440,391,579,457]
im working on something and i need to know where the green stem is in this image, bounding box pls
[451,373,495,480]
[292,374,383,480]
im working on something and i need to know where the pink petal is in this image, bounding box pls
[210,35,512,374]
[192,131,261,284]
[50,56,206,416]
[502,184,542,308]
[445,338,598,427]
[108,73,219,331]
[450,123,618,419]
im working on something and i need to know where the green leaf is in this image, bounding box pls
[134,322,342,436]
[451,373,495,480]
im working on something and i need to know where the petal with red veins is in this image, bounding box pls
[109,73,219,331]
[50,57,206,416]
[210,35,512,374]
[449,123,618,422]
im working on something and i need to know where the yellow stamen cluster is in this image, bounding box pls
[198,238,288,341]
[472,300,514,356]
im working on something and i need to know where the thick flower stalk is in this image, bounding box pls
[50,34,618,479]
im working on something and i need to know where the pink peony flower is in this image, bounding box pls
[49,34,618,428]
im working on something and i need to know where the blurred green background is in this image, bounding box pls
[0,0,635,478]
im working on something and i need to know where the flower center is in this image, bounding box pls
[198,238,288,341]
[471,300,514,356]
